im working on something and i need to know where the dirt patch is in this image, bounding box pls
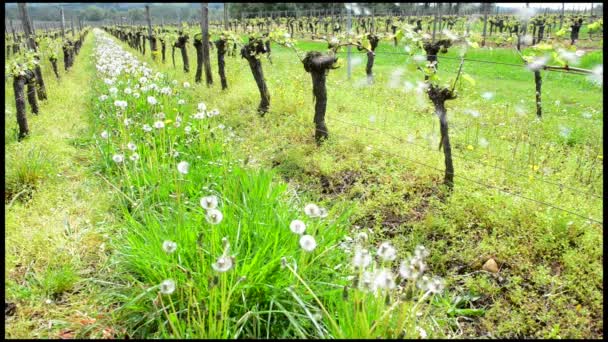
[320,170,359,196]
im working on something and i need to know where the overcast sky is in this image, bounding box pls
[496,3,601,10]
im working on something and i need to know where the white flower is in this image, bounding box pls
[373,269,396,290]
[206,209,223,224]
[417,327,427,339]
[143,124,153,132]
[104,78,114,85]
[124,118,133,126]
[352,248,372,269]
[318,207,328,218]
[377,242,397,262]
[124,87,132,95]
[147,96,158,105]
[304,203,321,218]
[139,76,148,84]
[299,235,317,252]
[212,255,234,272]
[127,142,137,151]
[200,195,218,209]
[153,121,165,129]
[172,80,178,86]
[185,126,192,134]
[156,112,166,119]
[217,124,225,130]
[99,95,108,101]
[427,276,445,294]
[162,240,177,254]
[290,219,306,235]
[133,92,140,99]
[114,100,127,109]
[109,87,118,95]
[177,161,190,174]
[210,108,220,116]
[399,256,426,280]
[112,154,124,163]
[178,99,186,105]
[100,130,109,139]
[356,232,368,241]
[416,275,431,291]
[414,245,430,259]
[159,279,175,295]
[197,102,207,112]
[160,87,172,96]
[130,153,140,161]
[193,112,206,120]
[183,82,191,88]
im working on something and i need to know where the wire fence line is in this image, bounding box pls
[326,128,604,226]
[330,116,603,201]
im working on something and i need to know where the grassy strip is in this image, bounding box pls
[4,33,125,338]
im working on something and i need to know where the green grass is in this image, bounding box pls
[4,22,603,339]
[4,33,125,339]
[91,30,454,339]
[113,29,601,338]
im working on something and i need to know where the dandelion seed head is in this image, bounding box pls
[304,203,321,218]
[177,161,190,174]
[100,130,109,139]
[206,209,223,225]
[299,235,317,252]
[162,240,177,254]
[377,241,397,262]
[200,195,218,210]
[112,154,124,163]
[352,247,372,269]
[212,255,234,272]
[159,279,176,295]
[290,219,306,235]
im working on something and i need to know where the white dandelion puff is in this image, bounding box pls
[159,279,176,295]
[143,124,153,132]
[100,130,109,139]
[352,248,372,269]
[197,102,207,112]
[147,96,158,105]
[373,268,396,290]
[162,240,177,254]
[377,241,397,262]
[112,154,124,163]
[299,235,317,252]
[212,255,234,272]
[304,203,321,218]
[153,121,165,129]
[177,161,190,174]
[290,219,306,235]
[206,209,223,225]
[130,153,140,161]
[183,82,191,88]
[200,195,218,210]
